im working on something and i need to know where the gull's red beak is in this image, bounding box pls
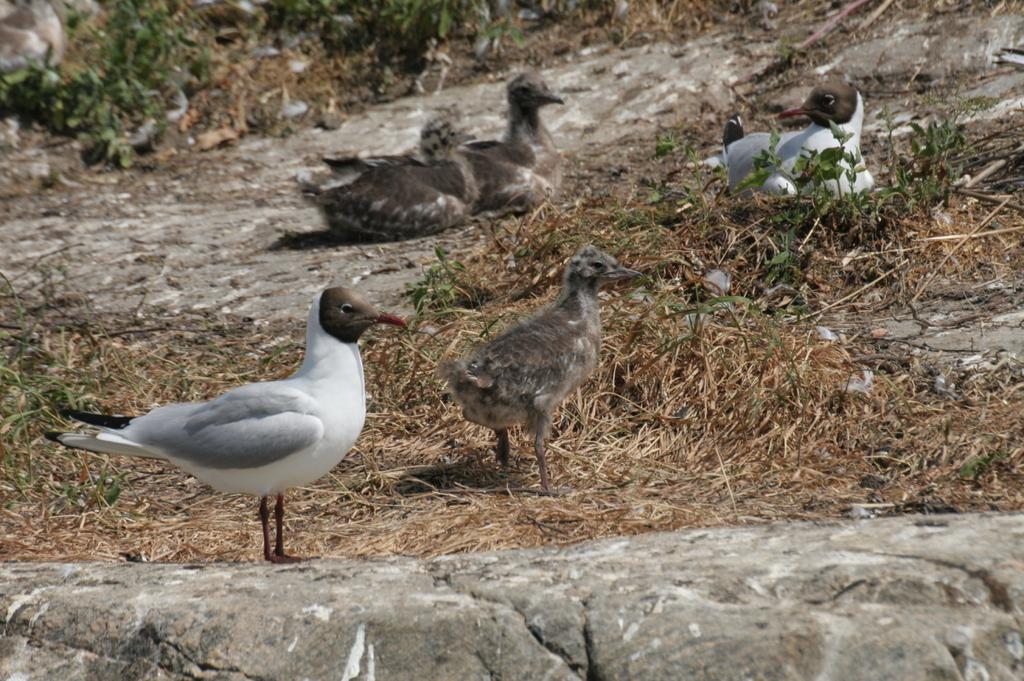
[778,106,808,120]
[375,313,406,327]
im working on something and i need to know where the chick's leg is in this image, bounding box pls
[494,428,510,467]
[529,412,553,492]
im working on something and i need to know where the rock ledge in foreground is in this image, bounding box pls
[2,513,1023,680]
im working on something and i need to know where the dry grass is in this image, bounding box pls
[3,164,1023,561]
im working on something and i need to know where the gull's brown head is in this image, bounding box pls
[318,287,405,343]
[779,82,860,128]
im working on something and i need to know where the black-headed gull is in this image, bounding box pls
[47,287,405,563]
[723,82,874,195]
[461,72,564,215]
[439,245,640,492]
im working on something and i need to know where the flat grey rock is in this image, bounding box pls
[3,513,1022,680]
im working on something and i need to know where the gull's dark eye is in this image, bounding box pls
[822,94,835,109]
[591,261,605,270]
[341,303,355,314]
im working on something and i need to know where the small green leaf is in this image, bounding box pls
[2,68,31,86]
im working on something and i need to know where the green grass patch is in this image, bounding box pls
[0,0,210,167]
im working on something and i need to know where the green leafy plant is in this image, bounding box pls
[57,466,126,508]
[654,133,679,158]
[266,0,529,58]
[380,0,533,60]
[668,145,721,225]
[479,13,525,48]
[959,451,1008,481]
[882,96,994,209]
[736,130,783,193]
[0,0,208,166]
[887,117,965,208]
[407,247,487,314]
[739,126,876,228]
[764,228,800,285]
[266,0,363,49]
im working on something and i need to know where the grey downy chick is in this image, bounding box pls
[439,245,640,491]
[316,117,479,242]
[463,72,564,215]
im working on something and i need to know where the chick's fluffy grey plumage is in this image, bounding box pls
[440,245,640,490]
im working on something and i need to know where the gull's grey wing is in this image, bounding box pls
[727,129,813,191]
[125,384,325,470]
[725,131,772,190]
[322,154,426,173]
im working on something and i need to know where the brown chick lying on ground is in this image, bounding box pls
[319,116,472,185]
[439,245,641,491]
[462,72,564,216]
[314,117,478,242]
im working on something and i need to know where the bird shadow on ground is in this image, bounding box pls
[269,229,374,251]
[389,455,545,496]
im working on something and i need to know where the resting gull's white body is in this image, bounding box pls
[724,84,874,196]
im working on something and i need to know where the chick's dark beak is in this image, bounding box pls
[541,93,565,105]
[609,266,642,280]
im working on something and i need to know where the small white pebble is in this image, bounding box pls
[703,269,731,297]
[843,370,874,394]
[816,325,838,342]
[282,101,309,119]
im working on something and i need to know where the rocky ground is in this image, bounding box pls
[2,513,1023,680]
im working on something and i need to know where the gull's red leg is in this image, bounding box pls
[259,496,273,562]
[271,493,301,564]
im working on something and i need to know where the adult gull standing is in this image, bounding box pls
[47,287,405,563]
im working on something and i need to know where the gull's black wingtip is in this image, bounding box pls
[723,113,744,150]
[61,409,134,429]
[44,431,64,444]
